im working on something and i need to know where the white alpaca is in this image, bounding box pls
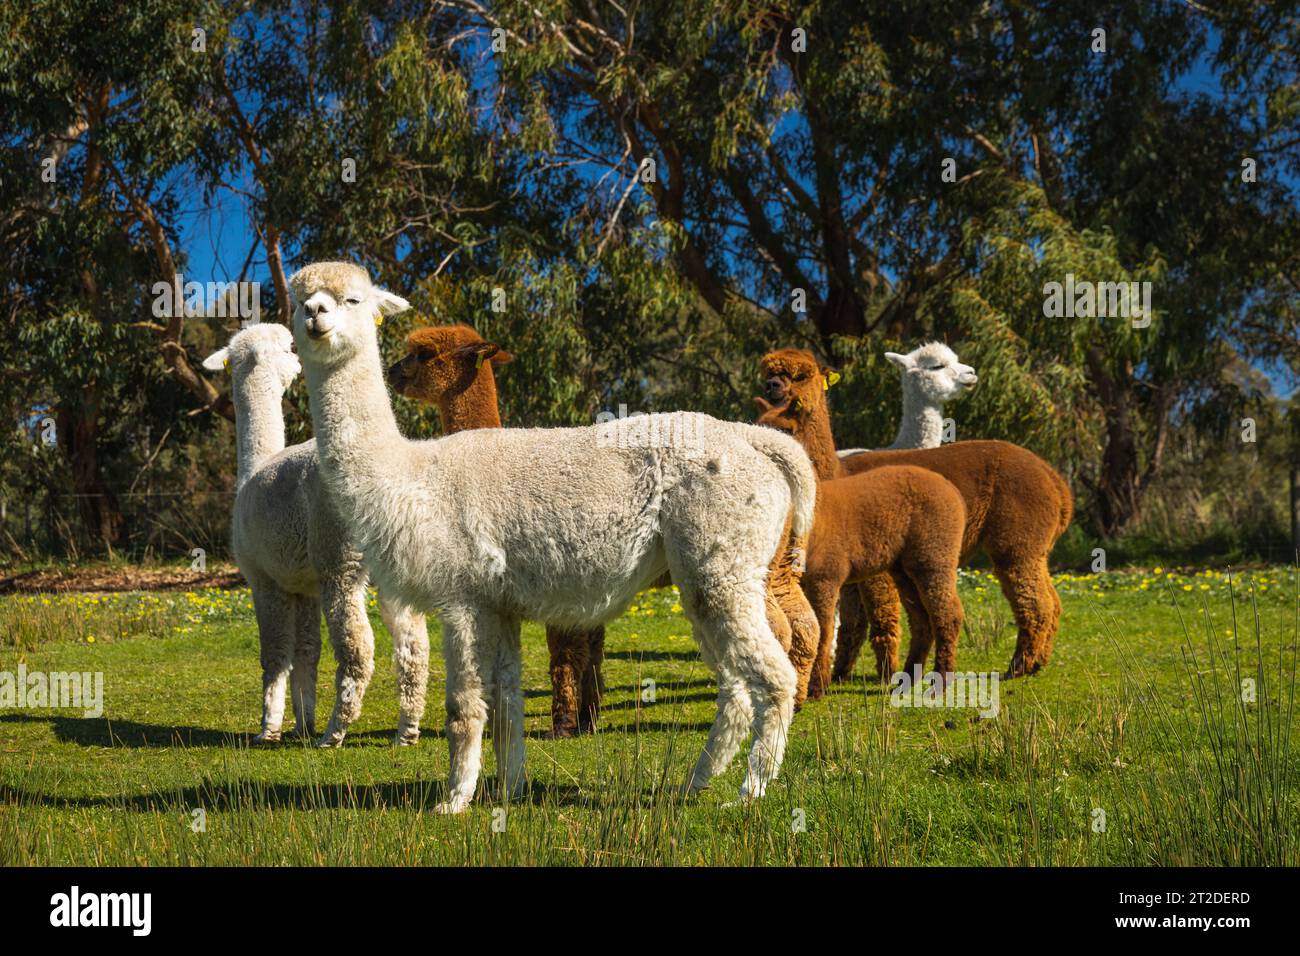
[288,261,816,812]
[202,324,429,746]
[838,342,977,456]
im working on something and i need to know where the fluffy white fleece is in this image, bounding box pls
[289,261,816,812]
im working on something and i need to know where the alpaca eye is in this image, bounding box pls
[345,297,362,306]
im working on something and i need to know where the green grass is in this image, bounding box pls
[1,566,1296,866]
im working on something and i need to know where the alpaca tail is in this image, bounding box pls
[741,425,817,539]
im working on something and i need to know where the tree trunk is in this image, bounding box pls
[813,285,866,359]
[1290,467,1300,561]
[58,385,123,555]
[1085,347,1143,536]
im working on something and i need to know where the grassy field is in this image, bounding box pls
[1,566,1296,866]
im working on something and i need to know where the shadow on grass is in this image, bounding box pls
[0,776,605,812]
[598,692,717,713]
[0,710,717,745]
[604,649,701,662]
[0,713,451,748]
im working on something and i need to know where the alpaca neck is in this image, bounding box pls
[796,400,844,481]
[303,337,407,519]
[890,391,946,450]
[233,379,287,490]
[439,372,502,432]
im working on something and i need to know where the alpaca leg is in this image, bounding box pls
[544,626,588,739]
[665,568,753,794]
[251,579,294,743]
[684,665,754,794]
[909,568,964,678]
[801,576,842,701]
[317,574,376,748]
[765,585,792,653]
[895,573,936,675]
[663,463,796,800]
[490,615,527,801]
[379,591,428,745]
[577,627,605,733]
[770,568,817,708]
[436,605,496,814]
[289,595,321,738]
[865,575,904,679]
[683,582,798,800]
[996,557,1060,678]
[733,621,798,802]
[831,584,867,681]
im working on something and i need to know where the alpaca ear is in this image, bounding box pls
[201,347,230,372]
[884,351,911,369]
[454,341,511,369]
[375,289,411,316]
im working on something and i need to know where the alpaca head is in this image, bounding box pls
[288,261,410,368]
[202,323,301,395]
[884,342,977,406]
[386,324,513,402]
[759,348,836,409]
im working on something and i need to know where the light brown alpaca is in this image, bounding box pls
[759,349,1073,683]
[387,323,604,738]
[755,398,968,697]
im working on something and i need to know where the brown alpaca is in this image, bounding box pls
[759,348,1073,682]
[755,399,968,698]
[387,323,604,738]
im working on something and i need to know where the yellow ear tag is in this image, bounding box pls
[475,352,485,369]
[374,309,383,327]
[824,371,840,390]
[223,357,230,370]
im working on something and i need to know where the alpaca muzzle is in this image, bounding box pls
[764,376,789,402]
[304,314,335,339]
[385,359,410,393]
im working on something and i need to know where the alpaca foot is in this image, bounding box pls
[1004,651,1045,679]
[315,727,347,748]
[288,725,316,741]
[544,719,578,740]
[432,795,473,814]
[678,777,709,798]
[253,729,282,744]
[499,780,528,802]
[393,728,421,746]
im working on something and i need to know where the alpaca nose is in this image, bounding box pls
[764,376,787,401]
[385,359,405,388]
[304,312,335,338]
